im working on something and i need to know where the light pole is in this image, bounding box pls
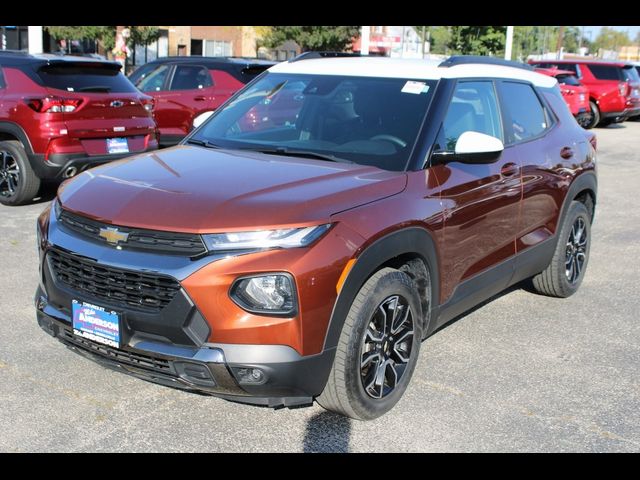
[505,26,514,60]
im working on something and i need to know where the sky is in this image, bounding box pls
[583,26,640,42]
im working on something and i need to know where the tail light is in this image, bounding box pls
[589,135,597,151]
[25,97,83,113]
[141,98,155,113]
[618,82,629,97]
[562,89,574,96]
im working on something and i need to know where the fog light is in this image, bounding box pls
[231,274,297,315]
[233,367,267,385]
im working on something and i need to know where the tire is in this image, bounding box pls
[582,101,600,129]
[531,201,591,298]
[317,267,424,420]
[0,141,41,206]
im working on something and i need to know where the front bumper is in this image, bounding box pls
[35,289,335,408]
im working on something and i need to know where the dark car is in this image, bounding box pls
[128,56,276,146]
[36,55,597,420]
[0,52,158,206]
[529,59,640,127]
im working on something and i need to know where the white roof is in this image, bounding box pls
[269,57,557,88]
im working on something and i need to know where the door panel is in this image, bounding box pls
[429,80,522,304]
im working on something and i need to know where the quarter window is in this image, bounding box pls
[0,67,5,89]
[500,82,548,144]
[170,65,213,91]
[440,81,503,151]
[588,65,622,81]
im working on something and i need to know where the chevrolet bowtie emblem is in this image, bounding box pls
[99,227,130,245]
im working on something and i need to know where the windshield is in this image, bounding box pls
[190,73,436,171]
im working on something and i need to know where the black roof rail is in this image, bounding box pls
[289,51,362,63]
[439,55,534,71]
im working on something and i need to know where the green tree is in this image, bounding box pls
[412,26,451,55]
[593,27,631,52]
[448,26,506,56]
[127,26,159,49]
[45,26,116,53]
[261,26,360,52]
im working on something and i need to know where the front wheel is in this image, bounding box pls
[317,268,425,420]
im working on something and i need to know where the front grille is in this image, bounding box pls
[60,325,172,373]
[47,249,181,312]
[58,209,206,256]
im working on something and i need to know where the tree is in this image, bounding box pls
[448,26,506,56]
[593,27,631,53]
[412,26,449,54]
[127,26,160,49]
[261,26,360,52]
[45,26,116,53]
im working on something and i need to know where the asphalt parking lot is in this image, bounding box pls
[1,122,640,453]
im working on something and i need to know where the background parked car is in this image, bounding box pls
[529,59,640,128]
[0,52,158,206]
[535,67,591,128]
[128,56,276,146]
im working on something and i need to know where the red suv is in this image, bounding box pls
[529,59,640,128]
[36,55,597,420]
[535,68,591,128]
[128,57,275,146]
[0,52,158,206]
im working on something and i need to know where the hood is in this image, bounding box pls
[58,146,407,233]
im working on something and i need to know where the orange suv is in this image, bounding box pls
[36,55,597,420]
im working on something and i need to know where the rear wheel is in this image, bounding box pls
[317,268,425,420]
[531,201,591,298]
[582,100,600,129]
[0,141,41,206]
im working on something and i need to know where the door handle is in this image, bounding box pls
[500,162,520,177]
[560,147,574,159]
[194,96,206,101]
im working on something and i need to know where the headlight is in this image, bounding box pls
[231,274,297,315]
[202,224,331,252]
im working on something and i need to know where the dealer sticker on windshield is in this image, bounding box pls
[401,81,429,95]
[72,300,121,348]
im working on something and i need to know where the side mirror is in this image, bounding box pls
[432,131,504,165]
[454,131,504,163]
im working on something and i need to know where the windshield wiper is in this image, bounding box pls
[185,138,222,149]
[244,147,353,164]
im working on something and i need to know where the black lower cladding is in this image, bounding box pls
[43,247,210,347]
[27,151,146,180]
[36,305,333,407]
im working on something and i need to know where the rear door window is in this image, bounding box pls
[588,65,623,81]
[499,82,549,144]
[170,65,212,90]
[135,64,171,92]
[37,63,137,93]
